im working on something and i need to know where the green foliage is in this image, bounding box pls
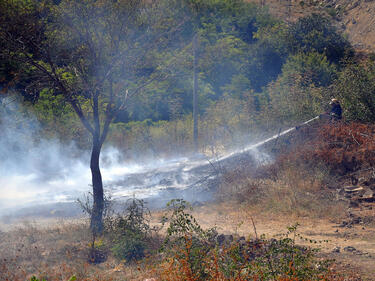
[267,52,335,122]
[106,198,154,262]
[287,13,353,64]
[282,52,337,87]
[30,276,76,281]
[162,199,204,240]
[334,62,375,122]
[160,199,217,278]
[1,0,366,158]
[30,277,46,281]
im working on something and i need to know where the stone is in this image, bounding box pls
[349,200,359,207]
[344,246,356,252]
[216,234,233,245]
[332,246,341,253]
[362,190,374,199]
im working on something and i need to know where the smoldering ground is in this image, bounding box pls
[0,96,285,224]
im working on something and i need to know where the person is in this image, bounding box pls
[329,98,342,120]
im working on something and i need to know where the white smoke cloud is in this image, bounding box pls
[0,97,92,211]
[0,95,284,219]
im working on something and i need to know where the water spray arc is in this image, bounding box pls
[0,116,321,216]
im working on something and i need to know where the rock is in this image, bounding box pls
[217,234,233,245]
[332,246,341,253]
[357,190,375,202]
[344,246,356,252]
[159,178,173,186]
[352,216,362,224]
[237,236,245,242]
[349,200,359,207]
[362,190,374,199]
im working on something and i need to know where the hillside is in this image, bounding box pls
[248,0,375,52]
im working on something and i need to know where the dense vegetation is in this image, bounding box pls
[3,0,371,156]
[1,1,375,279]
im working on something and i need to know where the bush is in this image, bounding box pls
[267,51,336,123]
[334,62,375,122]
[287,14,353,64]
[158,204,335,281]
[305,122,375,175]
[161,199,218,278]
[271,122,375,176]
[105,198,156,262]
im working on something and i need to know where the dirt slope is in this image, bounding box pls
[248,0,375,52]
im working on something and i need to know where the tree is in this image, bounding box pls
[267,52,336,122]
[0,0,183,234]
[334,62,375,122]
[287,13,353,64]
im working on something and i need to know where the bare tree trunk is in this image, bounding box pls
[90,93,104,235]
[90,136,104,235]
[193,33,198,152]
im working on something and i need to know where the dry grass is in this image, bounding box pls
[1,204,372,280]
[217,122,375,221]
[216,161,347,221]
[0,219,156,281]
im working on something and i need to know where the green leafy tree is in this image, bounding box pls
[334,62,375,122]
[0,0,183,234]
[287,13,353,64]
[267,52,336,122]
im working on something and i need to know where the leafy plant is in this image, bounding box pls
[106,198,155,262]
[157,222,333,280]
[160,199,217,278]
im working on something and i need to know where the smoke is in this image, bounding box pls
[0,98,91,211]
[0,98,211,216]
[0,96,279,220]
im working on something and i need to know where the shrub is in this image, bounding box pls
[105,198,156,262]
[267,51,336,123]
[161,199,218,278]
[307,122,375,175]
[157,215,335,280]
[334,62,375,122]
[287,14,353,64]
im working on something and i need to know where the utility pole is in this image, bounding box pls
[193,33,199,152]
[287,0,292,21]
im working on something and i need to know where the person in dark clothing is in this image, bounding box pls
[329,98,342,120]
